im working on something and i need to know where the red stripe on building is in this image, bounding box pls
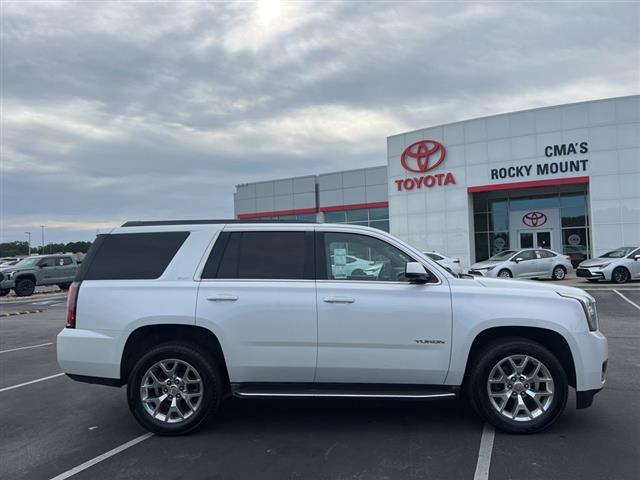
[319,201,389,213]
[236,207,318,219]
[467,176,589,193]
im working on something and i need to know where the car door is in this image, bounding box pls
[511,250,538,277]
[536,250,556,277]
[315,228,452,385]
[626,248,640,279]
[195,227,317,383]
[37,257,59,284]
[56,256,76,282]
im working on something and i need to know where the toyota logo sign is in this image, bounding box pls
[522,211,548,227]
[400,140,446,173]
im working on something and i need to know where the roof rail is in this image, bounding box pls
[121,219,318,227]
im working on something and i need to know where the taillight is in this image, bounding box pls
[565,256,572,261]
[66,281,80,328]
[453,258,460,263]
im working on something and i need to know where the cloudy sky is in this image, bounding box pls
[1,1,638,244]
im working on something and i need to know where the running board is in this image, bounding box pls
[231,383,458,399]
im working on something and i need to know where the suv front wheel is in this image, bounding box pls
[468,338,568,434]
[127,342,223,435]
[14,278,36,297]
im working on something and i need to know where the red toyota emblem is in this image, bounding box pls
[400,140,446,173]
[522,211,547,227]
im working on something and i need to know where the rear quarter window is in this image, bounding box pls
[81,232,189,280]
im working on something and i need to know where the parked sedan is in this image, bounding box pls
[422,251,463,275]
[576,246,640,284]
[469,249,573,280]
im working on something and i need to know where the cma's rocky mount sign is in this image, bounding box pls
[491,142,589,181]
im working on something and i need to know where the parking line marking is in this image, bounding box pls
[0,342,53,354]
[614,290,640,311]
[49,433,154,480]
[0,373,65,392]
[473,423,495,480]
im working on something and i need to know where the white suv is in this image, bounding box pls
[57,220,608,435]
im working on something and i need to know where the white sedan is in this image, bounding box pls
[423,251,463,275]
[576,246,640,283]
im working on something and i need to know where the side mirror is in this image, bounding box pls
[513,257,523,263]
[634,255,640,261]
[405,262,431,284]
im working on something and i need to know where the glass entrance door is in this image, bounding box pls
[519,230,552,249]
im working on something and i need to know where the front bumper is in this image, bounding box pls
[576,267,606,280]
[0,278,16,289]
[573,329,608,405]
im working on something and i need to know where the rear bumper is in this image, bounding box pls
[57,328,122,380]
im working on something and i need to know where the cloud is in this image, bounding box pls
[1,0,638,243]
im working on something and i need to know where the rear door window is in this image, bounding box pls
[82,232,189,280]
[202,231,313,280]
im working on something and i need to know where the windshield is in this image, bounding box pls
[488,250,516,261]
[601,247,636,258]
[12,257,41,267]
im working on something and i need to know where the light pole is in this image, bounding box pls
[24,232,31,256]
[40,225,45,254]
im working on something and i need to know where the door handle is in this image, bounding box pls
[323,296,355,304]
[206,294,238,302]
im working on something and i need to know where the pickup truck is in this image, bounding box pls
[0,254,79,296]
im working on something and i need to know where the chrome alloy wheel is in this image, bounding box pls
[486,355,554,422]
[140,359,203,423]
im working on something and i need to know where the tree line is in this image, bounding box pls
[0,241,92,257]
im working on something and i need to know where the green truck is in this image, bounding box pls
[0,254,80,297]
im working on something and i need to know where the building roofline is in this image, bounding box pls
[387,94,640,139]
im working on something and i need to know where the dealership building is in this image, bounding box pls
[234,95,639,267]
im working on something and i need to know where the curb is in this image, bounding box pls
[0,293,67,304]
[0,309,44,317]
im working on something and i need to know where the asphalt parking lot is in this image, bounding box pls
[1,285,639,480]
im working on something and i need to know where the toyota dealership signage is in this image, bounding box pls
[394,140,456,191]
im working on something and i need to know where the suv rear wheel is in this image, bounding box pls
[14,278,35,297]
[468,338,568,434]
[58,283,71,291]
[0,288,9,297]
[127,342,223,435]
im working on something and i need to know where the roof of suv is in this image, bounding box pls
[121,219,318,227]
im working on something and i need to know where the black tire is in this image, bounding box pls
[611,267,630,284]
[497,269,513,279]
[467,338,568,434]
[127,342,223,435]
[14,278,35,297]
[58,283,71,291]
[551,265,566,281]
[0,288,9,297]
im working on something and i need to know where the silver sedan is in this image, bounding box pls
[469,248,574,280]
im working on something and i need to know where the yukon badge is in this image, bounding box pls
[415,339,446,345]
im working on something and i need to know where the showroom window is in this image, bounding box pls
[472,186,590,263]
[323,206,390,232]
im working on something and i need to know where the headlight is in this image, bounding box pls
[589,263,610,269]
[5,270,17,279]
[485,266,496,271]
[558,292,598,331]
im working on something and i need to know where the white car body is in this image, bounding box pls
[330,254,382,279]
[58,221,607,434]
[576,247,640,283]
[422,251,463,275]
